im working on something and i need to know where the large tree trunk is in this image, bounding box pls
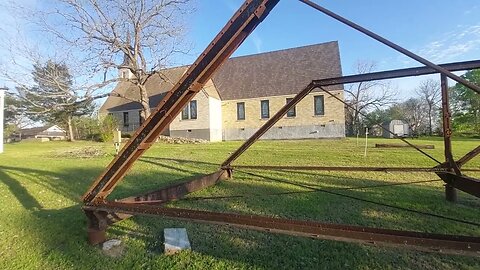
[138,84,151,123]
[353,109,360,136]
[428,112,432,136]
[67,115,75,142]
[427,103,433,136]
[475,109,480,134]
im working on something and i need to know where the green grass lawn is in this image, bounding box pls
[0,137,479,269]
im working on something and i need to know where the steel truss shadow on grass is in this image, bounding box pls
[80,0,480,255]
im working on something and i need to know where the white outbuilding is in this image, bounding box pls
[382,119,410,138]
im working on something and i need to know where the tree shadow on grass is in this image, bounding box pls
[0,169,42,210]
[0,165,104,204]
[113,158,480,267]
[2,159,480,269]
[0,157,208,204]
[0,164,216,269]
[114,157,480,234]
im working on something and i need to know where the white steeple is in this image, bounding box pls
[118,32,133,79]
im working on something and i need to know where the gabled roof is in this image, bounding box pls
[100,66,188,112]
[101,41,343,113]
[19,125,66,136]
[19,126,46,136]
[212,41,342,100]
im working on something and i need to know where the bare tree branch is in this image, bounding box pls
[1,0,193,122]
[345,60,398,135]
[415,79,441,135]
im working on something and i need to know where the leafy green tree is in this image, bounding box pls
[450,69,480,135]
[72,114,119,142]
[18,60,95,141]
[72,116,101,141]
[98,115,119,143]
[4,93,25,126]
[3,92,30,139]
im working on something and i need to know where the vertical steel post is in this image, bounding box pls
[84,210,109,245]
[440,74,458,202]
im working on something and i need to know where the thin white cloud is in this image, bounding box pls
[395,24,480,68]
[250,32,263,53]
[382,23,480,100]
[464,4,479,15]
[417,24,480,63]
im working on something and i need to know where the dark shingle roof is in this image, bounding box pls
[212,41,342,100]
[19,126,66,137]
[100,67,187,112]
[19,126,46,136]
[101,41,342,112]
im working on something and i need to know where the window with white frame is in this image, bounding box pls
[314,95,325,116]
[182,100,197,120]
[123,112,129,127]
[237,102,245,120]
[286,98,296,117]
[260,100,269,119]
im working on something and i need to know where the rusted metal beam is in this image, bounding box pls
[82,0,280,204]
[80,0,480,251]
[456,145,480,168]
[439,74,460,201]
[84,171,228,245]
[228,165,480,172]
[120,170,228,204]
[84,209,132,245]
[440,74,461,175]
[300,0,480,95]
[319,86,443,164]
[437,172,480,199]
[84,202,480,255]
[314,60,480,87]
[222,83,317,167]
[221,59,480,168]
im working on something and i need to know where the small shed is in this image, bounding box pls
[382,120,409,138]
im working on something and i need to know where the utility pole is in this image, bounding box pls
[0,88,6,153]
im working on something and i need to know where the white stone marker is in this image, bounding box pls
[102,239,122,251]
[0,89,5,154]
[164,228,191,255]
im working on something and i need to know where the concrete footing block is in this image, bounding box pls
[164,228,191,255]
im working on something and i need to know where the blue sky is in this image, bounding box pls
[179,0,480,98]
[1,0,479,100]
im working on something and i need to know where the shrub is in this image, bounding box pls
[121,133,131,139]
[99,115,119,142]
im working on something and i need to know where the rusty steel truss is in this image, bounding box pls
[82,0,480,255]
